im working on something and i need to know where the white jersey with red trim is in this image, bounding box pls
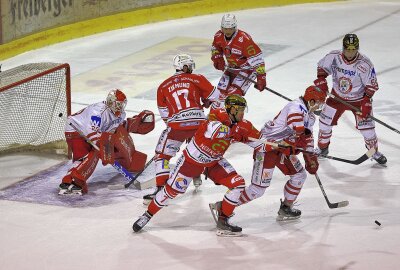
[260,98,316,149]
[317,50,379,101]
[65,101,126,143]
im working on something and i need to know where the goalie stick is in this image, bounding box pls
[107,156,155,190]
[315,173,349,209]
[248,137,375,165]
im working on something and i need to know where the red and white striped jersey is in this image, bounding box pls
[157,71,219,130]
[65,101,125,143]
[260,98,316,149]
[317,50,379,100]
[184,109,260,167]
[211,29,265,70]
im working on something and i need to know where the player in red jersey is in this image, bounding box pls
[133,95,260,236]
[142,54,220,204]
[210,14,266,111]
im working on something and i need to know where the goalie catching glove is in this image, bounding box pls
[125,110,155,134]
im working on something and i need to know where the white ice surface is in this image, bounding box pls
[1,1,400,269]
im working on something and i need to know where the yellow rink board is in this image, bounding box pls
[73,37,212,97]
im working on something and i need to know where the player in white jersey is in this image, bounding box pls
[237,85,327,220]
[315,34,387,165]
[59,89,155,195]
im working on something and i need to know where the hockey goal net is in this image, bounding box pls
[0,63,71,155]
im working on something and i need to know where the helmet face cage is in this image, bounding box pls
[303,86,326,110]
[221,14,237,29]
[343,34,359,50]
[173,54,195,71]
[106,89,127,117]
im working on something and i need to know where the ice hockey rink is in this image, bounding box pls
[1,0,400,269]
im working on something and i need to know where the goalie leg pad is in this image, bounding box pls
[98,132,115,166]
[62,150,99,194]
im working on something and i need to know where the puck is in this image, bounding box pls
[58,113,63,117]
[375,220,381,226]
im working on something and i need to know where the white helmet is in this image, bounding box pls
[221,14,237,29]
[173,54,195,72]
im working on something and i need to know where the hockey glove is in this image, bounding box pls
[313,78,329,94]
[126,110,155,134]
[229,124,249,143]
[360,96,372,118]
[304,153,319,174]
[212,54,225,71]
[255,73,266,91]
[296,128,313,149]
[277,141,297,156]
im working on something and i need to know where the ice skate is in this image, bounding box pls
[276,199,301,221]
[371,151,387,166]
[142,186,162,205]
[209,201,242,237]
[58,182,82,195]
[315,147,329,159]
[193,176,202,192]
[132,211,152,232]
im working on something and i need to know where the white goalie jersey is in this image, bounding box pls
[65,101,126,143]
[259,98,316,151]
[318,50,379,101]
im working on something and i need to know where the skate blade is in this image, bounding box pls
[276,215,301,221]
[208,203,219,225]
[216,229,243,237]
[58,190,82,196]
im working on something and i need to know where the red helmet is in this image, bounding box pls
[106,89,127,117]
[303,85,327,103]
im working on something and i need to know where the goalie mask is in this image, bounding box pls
[106,89,127,117]
[173,54,195,73]
[225,94,247,124]
[303,86,327,112]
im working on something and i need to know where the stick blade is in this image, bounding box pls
[329,200,349,209]
[107,184,126,190]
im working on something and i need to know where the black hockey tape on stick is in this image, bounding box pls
[248,137,375,165]
[315,173,349,209]
[327,93,400,135]
[226,67,292,102]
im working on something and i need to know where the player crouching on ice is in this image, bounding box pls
[133,95,260,236]
[237,85,327,220]
[59,89,155,195]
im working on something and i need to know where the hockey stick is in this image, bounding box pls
[107,156,155,190]
[315,173,349,209]
[248,137,375,165]
[68,120,141,188]
[226,67,292,102]
[327,92,400,135]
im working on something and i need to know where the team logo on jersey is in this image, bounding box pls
[90,116,101,131]
[339,77,352,94]
[224,47,232,57]
[175,177,188,190]
[174,77,180,83]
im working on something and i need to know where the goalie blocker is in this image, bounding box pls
[60,89,155,195]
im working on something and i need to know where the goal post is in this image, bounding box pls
[0,63,71,155]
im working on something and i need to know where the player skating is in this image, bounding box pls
[238,85,327,220]
[142,54,220,204]
[210,14,266,112]
[133,95,260,236]
[315,34,387,165]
